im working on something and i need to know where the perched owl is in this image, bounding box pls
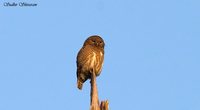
[76,35,105,90]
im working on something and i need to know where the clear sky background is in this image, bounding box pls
[0,0,200,110]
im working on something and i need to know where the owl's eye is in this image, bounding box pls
[92,40,96,43]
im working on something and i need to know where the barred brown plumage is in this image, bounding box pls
[76,35,105,90]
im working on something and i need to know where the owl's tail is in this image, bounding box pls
[77,80,83,90]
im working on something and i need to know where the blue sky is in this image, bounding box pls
[0,0,200,110]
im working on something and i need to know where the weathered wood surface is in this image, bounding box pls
[90,72,109,110]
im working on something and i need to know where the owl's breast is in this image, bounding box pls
[85,51,104,76]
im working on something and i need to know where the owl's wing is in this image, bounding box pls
[76,45,94,90]
[76,45,93,76]
[77,45,94,65]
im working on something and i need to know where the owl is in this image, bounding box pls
[76,35,105,90]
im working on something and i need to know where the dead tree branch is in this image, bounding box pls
[90,72,109,110]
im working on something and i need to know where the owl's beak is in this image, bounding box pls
[95,42,99,46]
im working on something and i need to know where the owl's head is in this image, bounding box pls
[83,35,105,49]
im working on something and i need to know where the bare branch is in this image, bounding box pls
[90,72,109,110]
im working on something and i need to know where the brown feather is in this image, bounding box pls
[76,35,105,90]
